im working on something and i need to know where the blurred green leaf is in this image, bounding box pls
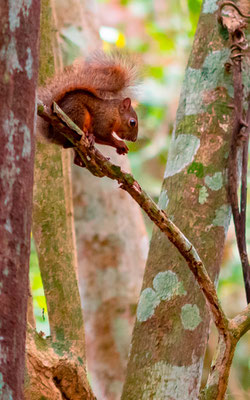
[146,66,165,80]
[146,22,175,52]
[32,275,43,291]
[29,238,49,334]
[187,0,202,35]
[187,0,201,15]
[35,295,48,310]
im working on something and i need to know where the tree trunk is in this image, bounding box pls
[73,155,147,400]
[33,0,86,361]
[53,1,148,398]
[0,1,40,399]
[26,1,94,398]
[122,1,240,398]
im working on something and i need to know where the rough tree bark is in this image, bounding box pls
[53,1,147,399]
[25,1,94,398]
[0,1,40,399]
[73,166,147,400]
[121,0,249,398]
[33,0,85,357]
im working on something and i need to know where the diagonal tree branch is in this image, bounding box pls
[37,100,229,336]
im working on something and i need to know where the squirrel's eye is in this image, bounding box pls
[129,118,137,128]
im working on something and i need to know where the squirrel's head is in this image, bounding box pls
[117,98,138,142]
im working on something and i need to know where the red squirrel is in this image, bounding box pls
[38,51,139,166]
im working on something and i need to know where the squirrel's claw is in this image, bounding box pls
[86,132,95,147]
[116,142,129,155]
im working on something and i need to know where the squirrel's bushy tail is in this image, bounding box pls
[84,50,139,98]
[38,50,139,106]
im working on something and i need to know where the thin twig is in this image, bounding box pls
[220,0,250,303]
[228,64,250,303]
[240,102,250,300]
[219,1,250,19]
[229,303,250,339]
[200,304,250,399]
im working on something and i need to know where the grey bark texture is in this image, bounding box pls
[0,1,40,399]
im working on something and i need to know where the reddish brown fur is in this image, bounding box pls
[38,51,139,106]
[37,51,139,164]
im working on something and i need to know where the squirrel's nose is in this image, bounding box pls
[130,133,138,142]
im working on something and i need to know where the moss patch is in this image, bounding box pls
[188,162,204,178]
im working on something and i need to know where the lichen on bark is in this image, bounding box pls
[121,1,238,398]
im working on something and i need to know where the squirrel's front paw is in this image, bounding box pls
[86,132,95,147]
[116,142,129,155]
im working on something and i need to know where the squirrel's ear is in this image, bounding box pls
[119,97,131,113]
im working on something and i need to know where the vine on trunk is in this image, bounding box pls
[219,1,250,303]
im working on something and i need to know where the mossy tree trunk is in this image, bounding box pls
[0,1,40,399]
[53,1,147,399]
[33,0,86,358]
[122,1,249,398]
[25,1,94,398]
